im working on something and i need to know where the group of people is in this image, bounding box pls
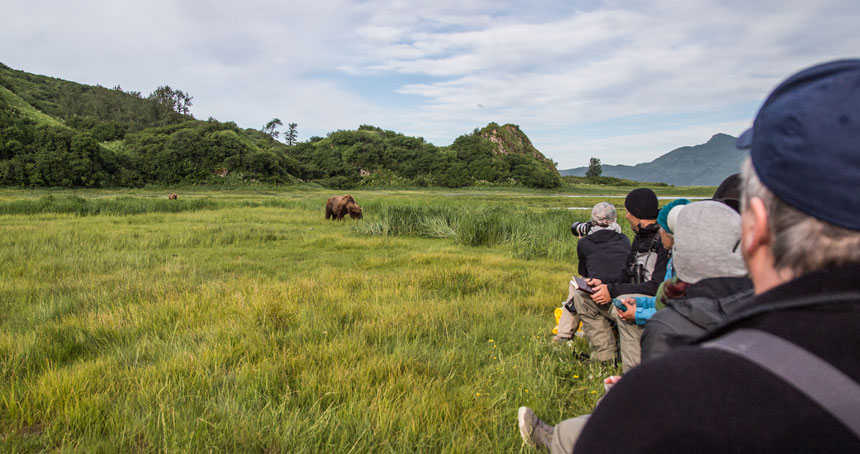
[556,173,750,368]
[518,59,860,453]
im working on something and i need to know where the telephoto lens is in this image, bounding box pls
[571,221,592,237]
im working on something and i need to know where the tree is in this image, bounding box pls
[263,118,282,139]
[148,86,193,115]
[148,86,193,126]
[285,122,298,146]
[175,91,193,115]
[586,157,602,178]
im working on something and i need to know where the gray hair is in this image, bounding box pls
[591,202,617,227]
[741,158,860,277]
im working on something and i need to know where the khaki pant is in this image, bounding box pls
[551,415,590,454]
[572,292,644,373]
[555,306,581,338]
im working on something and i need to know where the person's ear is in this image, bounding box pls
[742,197,770,257]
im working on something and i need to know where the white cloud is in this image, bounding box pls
[1,0,859,164]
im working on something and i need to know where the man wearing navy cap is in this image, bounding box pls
[519,60,860,453]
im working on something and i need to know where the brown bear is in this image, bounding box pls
[325,194,363,220]
[168,193,178,200]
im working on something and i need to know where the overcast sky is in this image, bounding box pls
[2,0,858,168]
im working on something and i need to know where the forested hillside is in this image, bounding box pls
[0,63,561,189]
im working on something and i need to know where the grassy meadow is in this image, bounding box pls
[0,185,714,453]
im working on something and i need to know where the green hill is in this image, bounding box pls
[562,134,748,186]
[0,84,65,128]
[286,123,561,189]
[0,63,561,189]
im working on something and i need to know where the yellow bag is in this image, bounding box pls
[552,307,563,334]
[552,306,582,335]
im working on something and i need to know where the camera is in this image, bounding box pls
[563,299,576,313]
[571,221,592,237]
[630,263,646,283]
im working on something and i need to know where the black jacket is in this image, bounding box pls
[606,223,669,297]
[640,276,754,362]
[573,263,860,453]
[576,229,631,284]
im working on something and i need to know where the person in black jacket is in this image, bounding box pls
[520,59,860,454]
[576,188,668,372]
[554,202,629,342]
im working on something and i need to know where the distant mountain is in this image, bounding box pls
[561,134,748,186]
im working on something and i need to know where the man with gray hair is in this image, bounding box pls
[554,59,860,453]
[554,202,629,342]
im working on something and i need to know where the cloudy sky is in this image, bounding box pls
[2,0,858,168]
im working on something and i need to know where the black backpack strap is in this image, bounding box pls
[703,329,860,439]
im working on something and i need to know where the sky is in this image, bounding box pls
[1,0,858,168]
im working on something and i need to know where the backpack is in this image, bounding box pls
[631,233,661,283]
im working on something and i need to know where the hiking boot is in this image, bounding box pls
[518,406,554,449]
[551,335,572,343]
[572,350,590,362]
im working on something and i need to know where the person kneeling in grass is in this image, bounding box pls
[554,202,629,344]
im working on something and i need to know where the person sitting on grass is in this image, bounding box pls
[553,202,629,343]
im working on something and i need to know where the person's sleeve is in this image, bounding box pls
[606,246,670,297]
[635,309,656,326]
[640,317,678,361]
[633,296,655,325]
[577,242,588,277]
[606,278,657,298]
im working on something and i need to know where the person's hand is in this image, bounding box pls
[616,298,636,322]
[586,277,603,287]
[591,284,610,304]
[603,375,622,393]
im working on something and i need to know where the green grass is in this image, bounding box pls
[0,186,710,452]
[0,85,66,128]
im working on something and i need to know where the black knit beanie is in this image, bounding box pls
[625,188,659,220]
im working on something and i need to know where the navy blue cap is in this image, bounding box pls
[736,59,860,231]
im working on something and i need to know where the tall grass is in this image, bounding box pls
[0,195,220,216]
[354,201,602,261]
[0,187,710,452]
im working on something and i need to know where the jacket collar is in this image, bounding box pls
[755,262,860,306]
[694,263,860,342]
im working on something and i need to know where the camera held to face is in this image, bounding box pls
[571,221,592,238]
